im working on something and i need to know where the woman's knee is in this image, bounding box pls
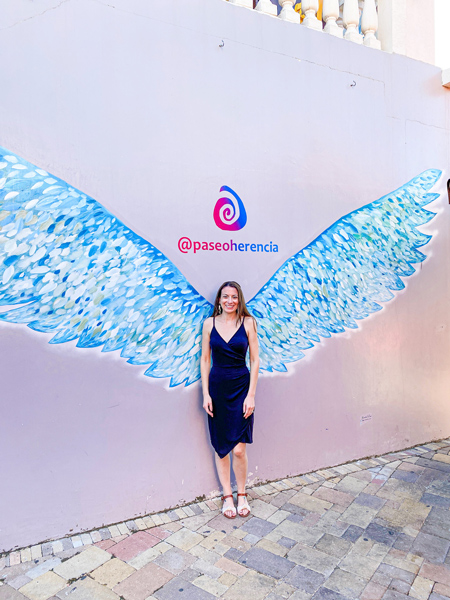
[232,444,246,459]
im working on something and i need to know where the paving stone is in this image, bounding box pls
[53,546,111,580]
[422,508,450,541]
[289,493,333,514]
[288,515,307,524]
[90,557,135,587]
[192,559,223,580]
[223,548,243,562]
[312,488,354,508]
[325,568,367,599]
[339,553,382,579]
[282,503,310,518]
[155,575,216,599]
[214,557,247,577]
[429,594,450,600]
[26,556,61,579]
[380,590,409,600]
[392,471,420,483]
[268,511,290,526]
[272,520,324,547]
[355,494,387,510]
[426,481,450,499]
[153,547,197,575]
[192,575,228,597]
[433,582,450,598]
[311,586,352,600]
[0,590,28,600]
[241,517,276,538]
[113,562,173,599]
[315,534,352,559]
[419,563,450,587]
[377,563,415,584]
[180,568,202,583]
[341,526,364,543]
[365,524,398,547]
[288,544,339,577]
[109,531,160,562]
[55,577,119,600]
[223,570,276,600]
[388,579,410,594]
[8,578,30,591]
[165,529,204,552]
[392,534,414,553]
[249,500,279,520]
[284,565,325,593]
[360,581,387,600]
[340,505,380,530]
[238,547,295,579]
[411,532,450,564]
[335,477,369,496]
[279,537,297,549]
[207,515,240,536]
[416,459,450,474]
[18,572,66,600]
[180,515,216,533]
[420,494,450,509]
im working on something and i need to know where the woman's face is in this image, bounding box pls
[220,286,239,314]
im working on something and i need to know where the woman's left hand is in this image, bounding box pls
[243,395,255,419]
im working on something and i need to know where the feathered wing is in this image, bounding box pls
[0,148,212,387]
[248,170,441,373]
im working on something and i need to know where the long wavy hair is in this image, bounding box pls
[212,281,253,325]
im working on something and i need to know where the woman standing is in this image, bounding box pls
[201,281,259,519]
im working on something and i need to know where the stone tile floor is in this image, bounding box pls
[3,440,450,600]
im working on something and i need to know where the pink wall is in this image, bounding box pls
[0,0,449,552]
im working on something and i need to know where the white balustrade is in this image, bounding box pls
[255,0,278,15]
[278,0,300,23]
[343,0,363,43]
[361,0,381,48]
[226,0,382,50]
[323,0,343,37]
[228,0,253,7]
[302,0,322,30]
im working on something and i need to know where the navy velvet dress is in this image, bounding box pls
[208,318,254,459]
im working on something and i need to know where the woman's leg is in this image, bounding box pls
[215,452,235,517]
[232,443,250,514]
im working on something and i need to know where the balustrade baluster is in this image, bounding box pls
[302,0,322,29]
[255,0,278,15]
[323,0,343,36]
[361,0,381,48]
[228,0,253,8]
[343,0,363,43]
[278,0,301,23]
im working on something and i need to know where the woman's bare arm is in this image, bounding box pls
[243,317,259,419]
[200,318,213,417]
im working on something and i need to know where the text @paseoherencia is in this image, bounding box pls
[178,238,279,254]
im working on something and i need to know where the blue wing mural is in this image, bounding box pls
[0,146,441,385]
[248,170,441,372]
[0,148,212,387]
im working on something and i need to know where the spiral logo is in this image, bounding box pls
[213,185,247,231]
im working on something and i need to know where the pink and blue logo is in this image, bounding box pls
[213,185,247,231]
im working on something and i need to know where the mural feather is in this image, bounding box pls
[248,170,441,372]
[0,147,212,387]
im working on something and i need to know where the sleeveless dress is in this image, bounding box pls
[208,318,254,459]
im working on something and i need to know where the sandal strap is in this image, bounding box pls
[237,493,247,497]
[221,494,234,501]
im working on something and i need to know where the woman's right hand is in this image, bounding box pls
[203,395,213,417]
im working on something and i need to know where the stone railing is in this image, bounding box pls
[227,0,381,50]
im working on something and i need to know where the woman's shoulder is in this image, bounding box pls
[243,315,257,331]
[203,316,214,331]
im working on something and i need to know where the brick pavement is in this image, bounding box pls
[2,440,450,600]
